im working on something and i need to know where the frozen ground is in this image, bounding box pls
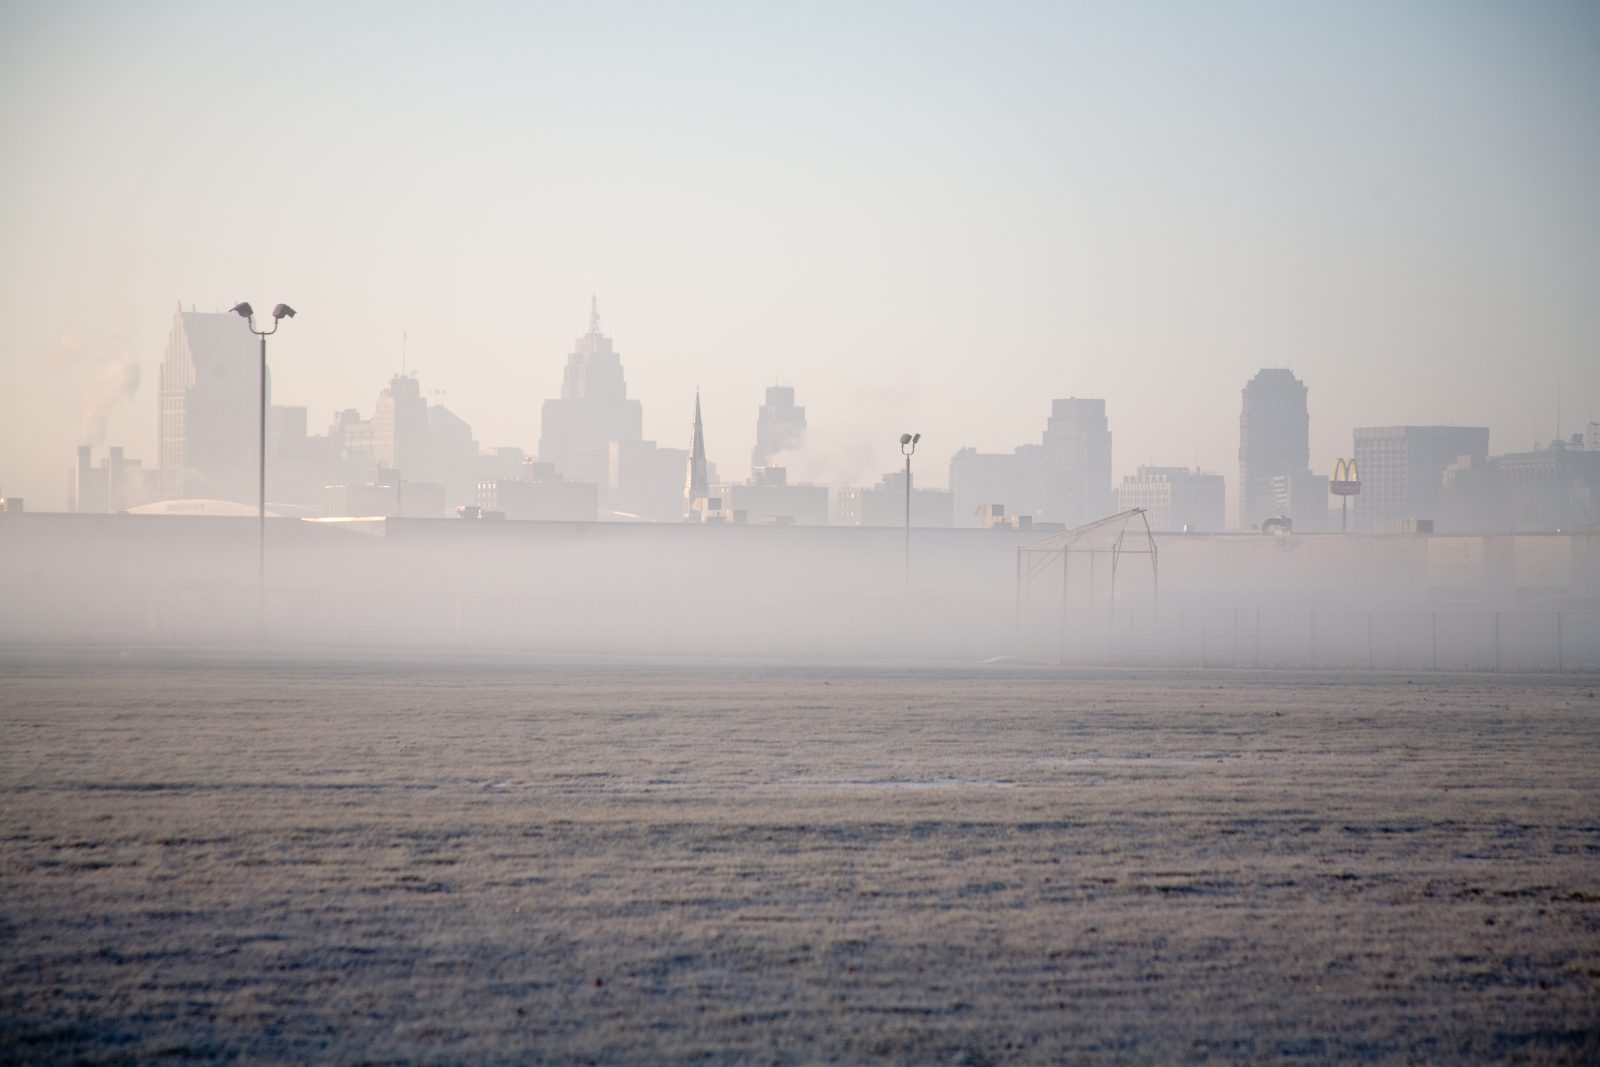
[2,649,1598,1065]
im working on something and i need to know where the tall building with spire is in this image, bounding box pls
[159,306,260,502]
[538,298,643,488]
[684,391,710,519]
[751,385,806,471]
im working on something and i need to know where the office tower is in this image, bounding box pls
[1117,467,1226,532]
[373,374,431,479]
[1040,398,1112,528]
[158,307,259,502]
[1238,368,1311,530]
[751,385,806,471]
[1354,425,1489,532]
[538,299,644,487]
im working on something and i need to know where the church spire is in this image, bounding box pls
[685,390,709,515]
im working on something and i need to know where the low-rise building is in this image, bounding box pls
[1117,467,1226,532]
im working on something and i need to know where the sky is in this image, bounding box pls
[2,0,1597,511]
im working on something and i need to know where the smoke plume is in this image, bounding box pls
[49,327,141,446]
[79,359,141,446]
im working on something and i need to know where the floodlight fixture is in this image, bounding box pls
[899,433,912,445]
[230,302,254,318]
[272,304,296,320]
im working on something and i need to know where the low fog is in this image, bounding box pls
[2,513,1595,670]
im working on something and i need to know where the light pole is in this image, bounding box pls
[899,432,920,590]
[230,302,296,609]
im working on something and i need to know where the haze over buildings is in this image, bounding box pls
[3,5,1596,515]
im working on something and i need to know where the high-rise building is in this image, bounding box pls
[158,308,259,502]
[428,405,480,510]
[1354,425,1490,532]
[373,374,430,479]
[1238,369,1311,530]
[1040,398,1112,528]
[538,299,643,488]
[751,386,806,471]
[1117,467,1225,532]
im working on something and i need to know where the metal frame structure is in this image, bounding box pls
[1015,508,1159,662]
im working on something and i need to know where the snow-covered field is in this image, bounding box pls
[2,649,1598,1064]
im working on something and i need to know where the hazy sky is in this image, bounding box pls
[3,1,1597,510]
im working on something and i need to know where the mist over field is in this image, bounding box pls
[5,1,1600,1062]
[3,512,1597,669]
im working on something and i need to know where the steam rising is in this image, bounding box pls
[48,327,141,446]
[78,359,141,446]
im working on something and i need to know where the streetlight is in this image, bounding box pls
[230,302,295,608]
[900,432,920,590]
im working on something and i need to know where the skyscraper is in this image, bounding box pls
[1039,398,1112,528]
[538,299,643,488]
[159,307,259,502]
[751,385,806,471]
[1238,369,1311,530]
[1354,425,1489,532]
[373,374,430,479]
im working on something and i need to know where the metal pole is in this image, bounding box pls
[1060,550,1069,666]
[1557,611,1564,672]
[1494,611,1501,672]
[259,331,266,597]
[904,451,911,591]
[1084,550,1093,661]
[1431,611,1438,671]
[1367,611,1374,669]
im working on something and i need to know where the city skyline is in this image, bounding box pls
[33,296,1600,530]
[3,3,1598,510]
